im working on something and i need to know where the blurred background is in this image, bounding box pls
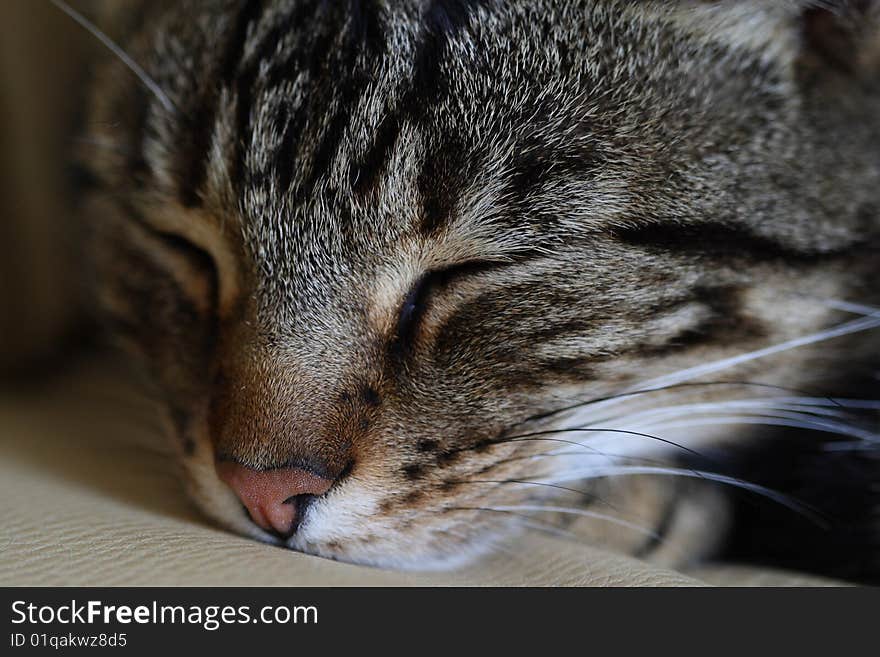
[0,1,97,379]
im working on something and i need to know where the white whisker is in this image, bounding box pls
[591,398,854,426]
[758,396,880,410]
[530,397,875,461]
[553,312,880,430]
[540,465,825,524]
[50,0,176,113]
[578,399,878,442]
[515,518,580,541]
[445,506,579,541]
[636,314,880,392]
[478,504,663,542]
[822,441,878,452]
[796,297,880,317]
[645,415,879,443]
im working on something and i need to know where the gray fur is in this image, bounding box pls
[80,0,880,571]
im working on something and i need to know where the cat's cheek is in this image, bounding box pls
[174,419,281,543]
[280,474,522,569]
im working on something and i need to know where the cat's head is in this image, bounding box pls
[80,0,880,568]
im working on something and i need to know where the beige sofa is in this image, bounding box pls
[0,358,845,586]
[0,1,843,587]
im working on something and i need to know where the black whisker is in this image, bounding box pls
[458,427,708,461]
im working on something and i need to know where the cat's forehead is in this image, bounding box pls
[232,150,531,330]
[97,0,799,320]
[159,0,780,326]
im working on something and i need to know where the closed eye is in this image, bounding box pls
[395,260,507,352]
[129,216,220,317]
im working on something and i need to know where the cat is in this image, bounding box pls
[71,0,880,578]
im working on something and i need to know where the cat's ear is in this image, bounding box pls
[675,1,880,80]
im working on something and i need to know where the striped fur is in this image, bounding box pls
[79,0,880,575]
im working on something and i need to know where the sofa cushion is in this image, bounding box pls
[0,359,847,587]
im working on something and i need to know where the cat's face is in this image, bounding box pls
[81,0,880,568]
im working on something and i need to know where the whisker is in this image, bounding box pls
[636,314,880,392]
[822,441,880,452]
[528,380,848,425]
[607,396,858,418]
[767,397,880,410]
[794,297,880,317]
[488,449,713,471]
[644,414,879,443]
[450,429,712,471]
[541,465,829,527]
[500,427,707,460]
[442,507,578,541]
[428,526,521,558]
[586,399,878,444]
[471,448,676,470]
[818,399,880,409]
[449,478,618,510]
[49,0,176,113]
[449,505,663,544]
[528,312,879,432]
[455,435,612,456]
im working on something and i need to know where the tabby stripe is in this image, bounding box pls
[502,141,600,214]
[613,222,840,261]
[641,286,766,360]
[291,20,353,195]
[349,114,403,199]
[116,199,220,315]
[403,0,488,119]
[538,356,596,381]
[346,0,432,199]
[348,0,479,186]
[273,95,311,196]
[177,0,265,206]
[221,0,266,85]
[263,2,332,89]
[299,81,364,198]
[231,1,318,192]
[298,2,388,198]
[268,4,341,193]
[402,1,490,235]
[265,0,383,90]
[175,106,217,207]
[349,0,385,53]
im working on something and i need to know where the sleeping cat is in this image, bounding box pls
[71,0,880,576]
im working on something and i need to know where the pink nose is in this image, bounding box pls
[216,462,335,537]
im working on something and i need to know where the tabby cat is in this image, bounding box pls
[72,0,880,578]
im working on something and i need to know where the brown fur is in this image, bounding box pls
[78,0,880,570]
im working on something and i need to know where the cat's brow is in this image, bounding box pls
[123,202,243,315]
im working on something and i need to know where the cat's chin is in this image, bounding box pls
[286,498,515,572]
[177,437,509,571]
[284,534,500,572]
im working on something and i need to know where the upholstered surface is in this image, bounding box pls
[0,358,845,587]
